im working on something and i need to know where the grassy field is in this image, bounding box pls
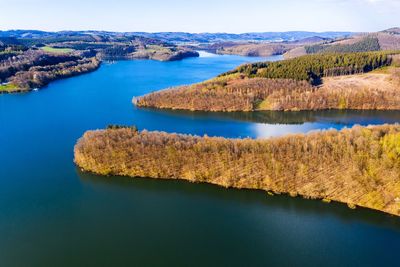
[40,46,74,54]
[145,45,171,53]
[0,83,20,92]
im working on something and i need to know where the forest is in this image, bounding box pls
[222,51,395,84]
[74,125,400,216]
[305,37,381,54]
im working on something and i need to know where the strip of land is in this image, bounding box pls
[74,124,400,216]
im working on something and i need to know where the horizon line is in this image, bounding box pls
[0,28,372,35]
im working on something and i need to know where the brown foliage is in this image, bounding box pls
[74,125,400,216]
[135,77,313,111]
[0,49,100,90]
[9,57,100,89]
[135,67,400,111]
[217,43,295,57]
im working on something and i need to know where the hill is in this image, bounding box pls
[214,43,296,57]
[131,31,353,44]
[382,27,400,35]
[285,28,400,59]
[0,30,354,44]
[204,36,331,57]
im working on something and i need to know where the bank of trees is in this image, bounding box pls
[74,125,400,216]
[99,45,136,59]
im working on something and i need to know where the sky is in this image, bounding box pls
[0,0,399,33]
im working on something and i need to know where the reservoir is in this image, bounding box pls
[1,52,399,266]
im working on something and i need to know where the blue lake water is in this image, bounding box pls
[1,52,400,266]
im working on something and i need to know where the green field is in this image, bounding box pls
[41,46,74,54]
[0,83,19,92]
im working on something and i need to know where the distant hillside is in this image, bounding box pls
[285,27,400,59]
[204,36,332,57]
[214,43,296,57]
[382,27,400,35]
[0,30,354,44]
[291,36,330,44]
[132,31,354,44]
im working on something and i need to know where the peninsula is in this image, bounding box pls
[74,124,400,217]
[135,51,400,111]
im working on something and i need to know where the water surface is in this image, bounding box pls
[1,53,400,266]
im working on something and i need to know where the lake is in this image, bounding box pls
[1,52,399,266]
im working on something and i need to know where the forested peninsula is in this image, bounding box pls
[135,51,400,111]
[0,49,100,93]
[74,125,400,216]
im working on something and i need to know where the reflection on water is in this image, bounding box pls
[140,108,400,138]
[78,169,400,235]
[146,109,400,125]
[77,171,400,265]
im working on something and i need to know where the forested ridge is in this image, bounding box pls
[221,51,395,84]
[74,125,400,216]
[305,36,381,54]
[135,51,400,111]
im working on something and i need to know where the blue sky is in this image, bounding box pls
[0,0,399,33]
